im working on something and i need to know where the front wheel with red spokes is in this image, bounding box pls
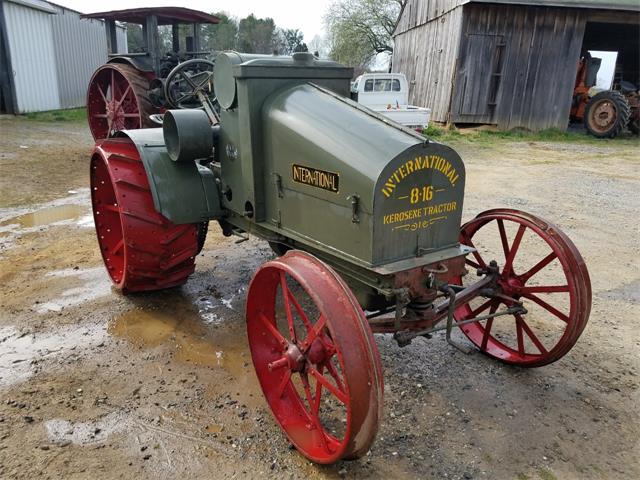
[246,251,383,464]
[454,209,591,367]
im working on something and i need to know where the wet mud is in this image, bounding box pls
[0,118,638,479]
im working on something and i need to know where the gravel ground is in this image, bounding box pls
[0,117,638,479]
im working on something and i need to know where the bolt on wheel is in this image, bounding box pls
[454,209,591,367]
[246,251,383,464]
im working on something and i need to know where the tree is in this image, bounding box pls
[202,12,239,52]
[308,34,330,58]
[237,14,278,54]
[279,29,308,55]
[325,0,407,67]
[126,23,144,53]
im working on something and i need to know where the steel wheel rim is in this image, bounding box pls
[87,65,144,140]
[588,99,617,134]
[90,148,126,286]
[246,251,382,463]
[454,211,591,366]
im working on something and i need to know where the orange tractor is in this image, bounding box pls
[571,53,639,138]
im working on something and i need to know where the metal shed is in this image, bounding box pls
[392,0,640,131]
[0,0,127,114]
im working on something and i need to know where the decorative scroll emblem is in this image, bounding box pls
[292,164,340,193]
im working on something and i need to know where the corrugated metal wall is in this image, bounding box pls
[2,0,127,112]
[2,0,61,112]
[451,4,586,130]
[393,2,464,122]
[50,4,127,109]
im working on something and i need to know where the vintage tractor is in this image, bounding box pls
[82,7,219,140]
[571,53,639,138]
[90,52,592,464]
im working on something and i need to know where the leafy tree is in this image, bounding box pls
[126,23,144,53]
[237,14,278,54]
[279,28,308,55]
[202,12,239,52]
[325,0,407,67]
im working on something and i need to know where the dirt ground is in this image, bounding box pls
[0,116,638,480]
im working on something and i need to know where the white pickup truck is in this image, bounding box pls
[351,73,431,130]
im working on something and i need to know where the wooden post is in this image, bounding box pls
[193,23,201,52]
[105,20,118,54]
[145,15,160,74]
[172,24,180,52]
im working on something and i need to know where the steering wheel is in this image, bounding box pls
[164,59,217,111]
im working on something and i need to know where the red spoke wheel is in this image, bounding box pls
[246,251,383,464]
[90,137,198,293]
[454,209,591,367]
[87,64,155,141]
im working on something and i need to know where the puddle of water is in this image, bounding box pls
[45,412,128,445]
[205,423,224,434]
[0,323,108,387]
[35,267,112,314]
[0,204,85,228]
[109,307,249,379]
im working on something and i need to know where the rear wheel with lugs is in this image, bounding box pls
[246,251,383,464]
[584,90,631,138]
[90,137,199,293]
[87,63,156,141]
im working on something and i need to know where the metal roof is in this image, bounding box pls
[5,0,56,14]
[468,0,640,12]
[81,7,220,25]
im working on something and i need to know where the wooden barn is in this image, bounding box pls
[392,0,640,131]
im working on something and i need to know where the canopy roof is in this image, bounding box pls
[81,7,220,25]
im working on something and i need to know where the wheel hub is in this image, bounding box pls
[593,102,615,128]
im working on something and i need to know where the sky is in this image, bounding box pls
[52,0,332,42]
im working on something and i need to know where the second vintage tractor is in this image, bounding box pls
[83,7,219,140]
[89,51,592,464]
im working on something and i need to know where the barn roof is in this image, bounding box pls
[81,7,220,25]
[468,0,639,11]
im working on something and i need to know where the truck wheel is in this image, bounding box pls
[90,137,199,293]
[584,90,631,138]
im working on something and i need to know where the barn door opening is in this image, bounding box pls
[455,34,506,123]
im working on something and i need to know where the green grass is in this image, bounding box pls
[422,123,640,145]
[537,467,558,480]
[25,107,87,123]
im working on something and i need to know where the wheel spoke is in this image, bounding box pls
[516,314,548,355]
[521,285,569,293]
[275,369,292,399]
[258,312,287,346]
[116,85,131,108]
[102,204,119,213]
[300,373,332,454]
[323,357,345,392]
[504,224,526,275]
[480,302,498,351]
[111,70,116,101]
[312,364,324,416]
[98,84,108,103]
[522,293,569,323]
[468,298,494,319]
[520,251,557,283]
[309,366,347,404]
[497,219,510,261]
[462,234,487,269]
[515,315,525,356]
[300,315,327,352]
[93,113,108,119]
[285,289,313,333]
[122,113,140,118]
[279,272,296,341]
[466,258,481,270]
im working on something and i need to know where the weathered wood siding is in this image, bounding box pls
[392,2,465,122]
[452,4,586,130]
[395,0,466,35]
